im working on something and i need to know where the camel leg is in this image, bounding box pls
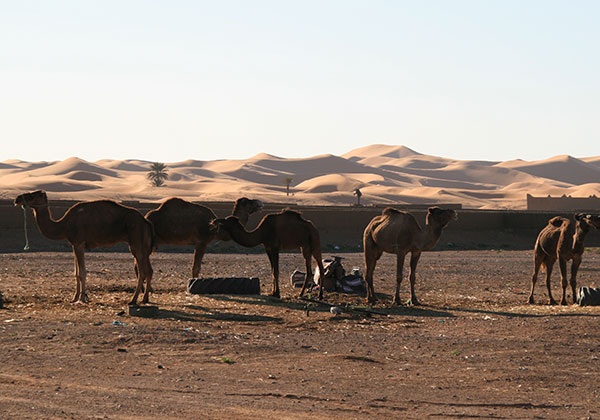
[569,256,582,305]
[192,242,208,278]
[73,246,89,304]
[558,258,569,305]
[133,261,152,294]
[363,241,382,304]
[72,247,81,303]
[298,249,314,298]
[408,251,421,306]
[392,252,406,306]
[139,255,154,304]
[527,253,543,304]
[544,257,557,305]
[129,258,144,306]
[266,248,280,298]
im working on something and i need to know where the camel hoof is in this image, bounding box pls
[527,297,534,304]
[409,298,420,306]
[269,292,280,299]
[392,298,402,306]
[548,299,557,305]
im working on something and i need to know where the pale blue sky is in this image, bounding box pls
[1,1,598,162]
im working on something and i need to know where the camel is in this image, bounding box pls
[528,213,600,305]
[211,209,325,298]
[145,197,262,277]
[363,207,457,305]
[14,190,154,305]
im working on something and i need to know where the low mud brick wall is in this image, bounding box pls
[2,199,600,253]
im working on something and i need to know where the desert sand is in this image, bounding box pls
[2,144,600,209]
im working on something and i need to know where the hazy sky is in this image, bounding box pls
[1,1,599,163]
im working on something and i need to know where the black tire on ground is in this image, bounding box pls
[187,277,261,295]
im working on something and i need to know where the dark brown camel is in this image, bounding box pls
[146,197,262,277]
[212,209,325,298]
[363,207,457,305]
[14,190,154,305]
[528,213,600,305]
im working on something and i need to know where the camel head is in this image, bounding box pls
[426,207,457,227]
[210,215,244,241]
[233,197,263,215]
[574,213,600,233]
[14,190,48,208]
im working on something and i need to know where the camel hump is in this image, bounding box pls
[382,207,405,217]
[280,208,303,218]
[548,216,568,228]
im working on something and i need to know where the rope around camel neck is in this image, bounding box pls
[22,205,30,251]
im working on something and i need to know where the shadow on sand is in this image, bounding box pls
[204,293,455,319]
[437,304,600,319]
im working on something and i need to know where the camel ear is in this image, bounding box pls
[575,213,585,221]
[428,207,440,215]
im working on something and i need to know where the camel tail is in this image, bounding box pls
[128,211,156,255]
[147,220,157,254]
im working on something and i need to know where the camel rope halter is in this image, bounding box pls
[21,205,30,251]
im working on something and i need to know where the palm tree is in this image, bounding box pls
[147,162,169,187]
[283,177,293,196]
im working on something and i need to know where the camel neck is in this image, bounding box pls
[234,212,250,226]
[228,223,263,248]
[418,224,444,251]
[572,229,589,253]
[32,205,67,240]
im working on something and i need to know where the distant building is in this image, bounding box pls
[527,194,600,211]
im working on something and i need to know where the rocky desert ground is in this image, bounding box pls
[1,249,600,419]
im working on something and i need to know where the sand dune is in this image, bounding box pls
[2,144,599,209]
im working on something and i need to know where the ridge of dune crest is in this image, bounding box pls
[2,145,599,210]
[342,144,421,160]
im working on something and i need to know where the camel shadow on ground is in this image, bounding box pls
[434,305,600,319]
[131,304,283,323]
[203,293,454,319]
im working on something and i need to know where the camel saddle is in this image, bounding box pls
[576,286,600,306]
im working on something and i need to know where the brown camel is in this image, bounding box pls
[14,190,154,305]
[528,213,600,305]
[145,197,262,277]
[212,209,325,298]
[363,207,457,305]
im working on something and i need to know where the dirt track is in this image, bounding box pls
[1,250,600,419]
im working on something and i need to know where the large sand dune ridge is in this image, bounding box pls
[2,144,598,209]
